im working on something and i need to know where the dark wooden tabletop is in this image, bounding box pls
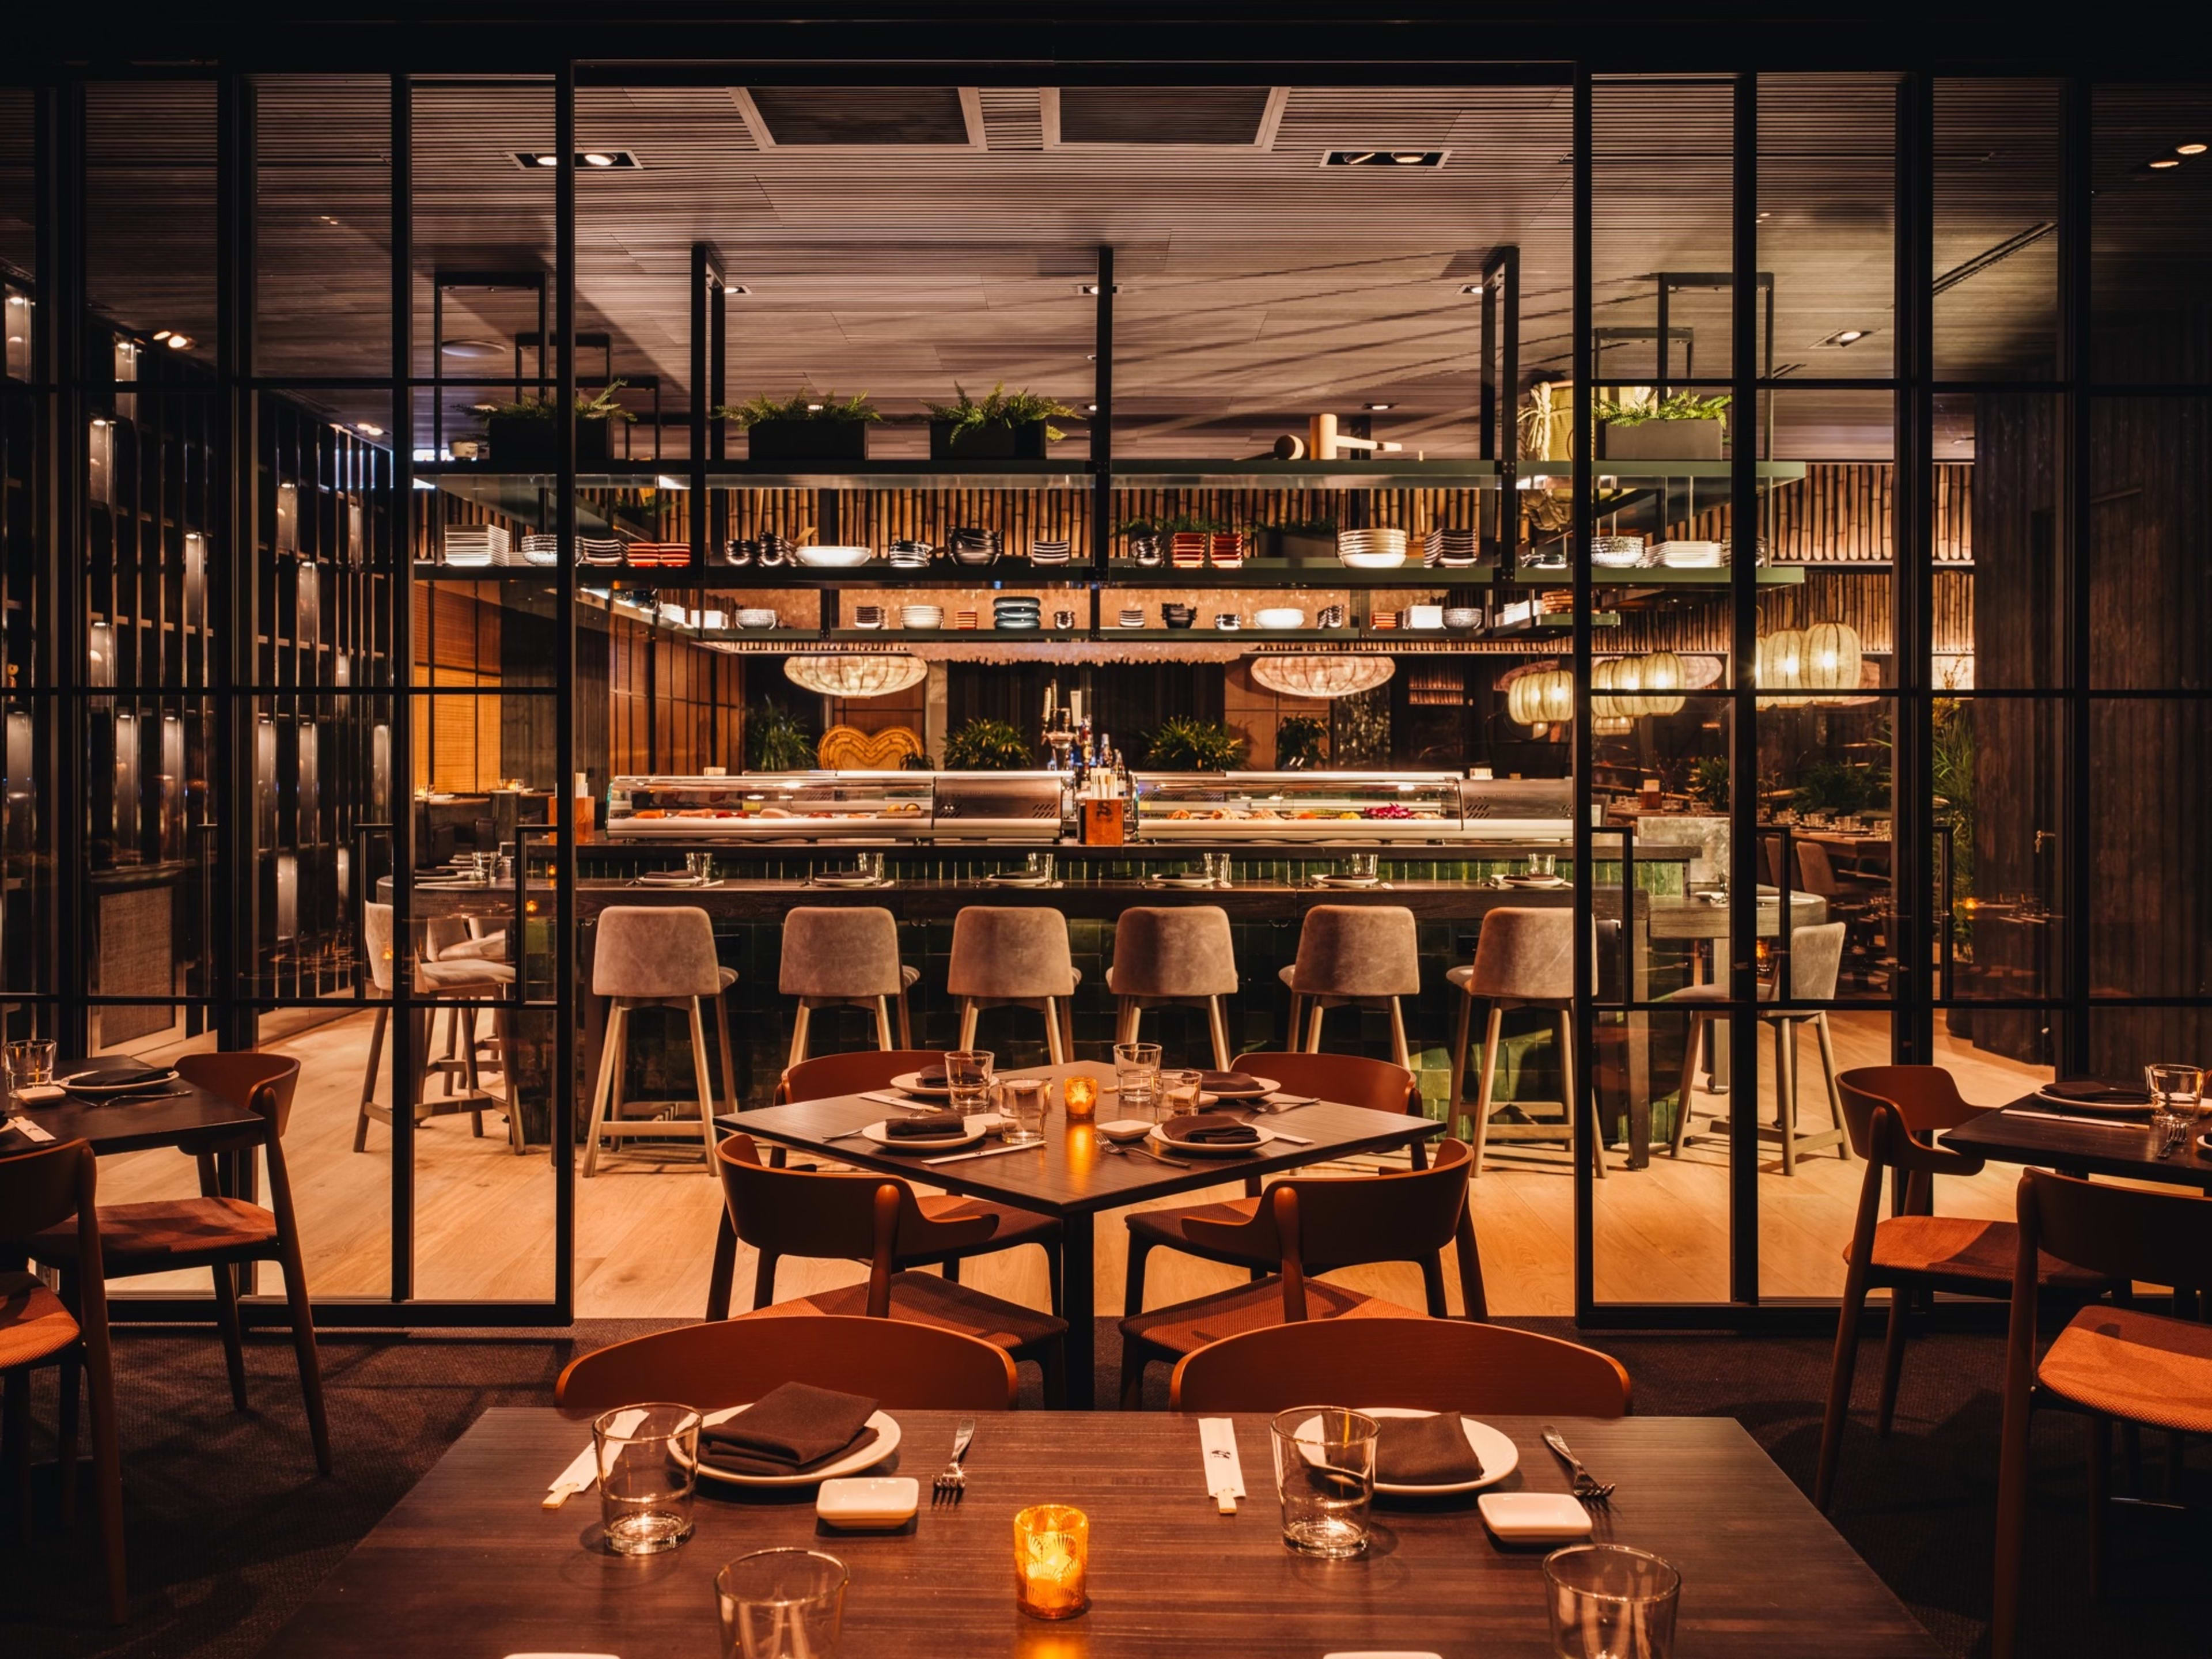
[3,1065,256,1156]
[1945,1095,2212,1188]
[262,1406,1941,1659]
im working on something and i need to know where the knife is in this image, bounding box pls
[924,1141,1049,1166]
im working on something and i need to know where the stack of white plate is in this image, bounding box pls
[1656,540,1724,569]
[851,605,886,629]
[1425,527,1480,567]
[578,536,626,566]
[1028,538,1072,565]
[442,524,507,567]
[1590,535,1647,569]
[1337,527,1409,569]
[900,604,944,629]
[519,532,560,566]
[887,538,933,567]
[1118,607,1146,628]
[734,608,780,629]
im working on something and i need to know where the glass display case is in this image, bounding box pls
[1131,771,1479,841]
[604,771,1067,840]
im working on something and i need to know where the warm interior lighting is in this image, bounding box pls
[355,422,383,436]
[166,334,192,349]
[1507,667,1575,728]
[783,654,930,699]
[2179,142,2208,156]
[1819,328,1871,347]
[583,152,616,166]
[1248,654,1395,699]
[1756,628,1806,708]
[533,153,559,166]
[151,328,172,340]
[1365,402,1394,410]
[1800,620,1865,702]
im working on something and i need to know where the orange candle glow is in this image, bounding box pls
[1014,1505,1089,1620]
[1061,1075,1098,1122]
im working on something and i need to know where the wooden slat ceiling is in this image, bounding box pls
[16,74,2206,461]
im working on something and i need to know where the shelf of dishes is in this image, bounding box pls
[1133,772,1575,841]
[417,458,1806,488]
[605,771,1065,840]
[698,599,1498,638]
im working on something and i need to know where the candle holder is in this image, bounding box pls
[1014,1504,1089,1620]
[1060,1075,1098,1123]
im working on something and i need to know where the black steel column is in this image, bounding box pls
[1569,66,1596,1321]
[2056,77,2092,1075]
[1726,70,1762,1306]
[389,73,418,1302]
[554,65,579,1320]
[690,242,720,566]
[1089,245,1113,578]
[216,73,258,1052]
[1892,75,1936,1063]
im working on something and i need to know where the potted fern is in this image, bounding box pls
[484,381,633,470]
[1145,716,1248,772]
[941,718,1033,771]
[1594,389,1730,463]
[925,382,1077,461]
[1275,714,1329,770]
[721,391,880,463]
[744,700,819,772]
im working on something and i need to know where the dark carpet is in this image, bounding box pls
[4,1319,2205,1658]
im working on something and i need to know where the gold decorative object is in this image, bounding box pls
[1014,1505,1089,1620]
[1060,1075,1097,1122]
[816,723,925,771]
[783,654,929,700]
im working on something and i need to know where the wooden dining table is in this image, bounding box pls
[1,1064,259,1156]
[262,1404,1943,1657]
[711,1060,1464,1408]
[1944,1093,2212,1192]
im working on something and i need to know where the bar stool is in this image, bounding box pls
[947,906,1080,1064]
[1445,906,1608,1179]
[353,901,521,1154]
[1276,904,1419,1069]
[1105,905,1237,1070]
[582,905,734,1177]
[1667,920,1849,1175]
[778,906,920,1070]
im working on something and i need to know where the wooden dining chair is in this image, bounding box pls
[1170,1316,1630,1415]
[26,1052,331,1475]
[1,1139,125,1622]
[1993,1172,2212,1659]
[555,1314,1019,1417]
[1123,1051,1484,1323]
[1118,1139,1476,1408]
[1814,1065,2111,1512]
[703,1053,1063,1320]
[714,1134,1069,1404]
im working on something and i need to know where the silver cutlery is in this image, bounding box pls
[933,1418,976,1505]
[69,1088,188,1104]
[1104,1140,1192,1169]
[2158,1119,2190,1160]
[1542,1425,1615,1504]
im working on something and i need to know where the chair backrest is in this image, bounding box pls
[592,905,724,999]
[714,1134,998,1313]
[1795,839,1846,897]
[1783,921,1847,1002]
[1233,1051,1421,1115]
[175,1051,301,1143]
[364,900,396,994]
[1171,1317,1631,1416]
[1836,1064,1984,1157]
[0,1137,97,1241]
[1290,904,1421,997]
[1109,906,1238,998]
[1467,906,1574,1002]
[780,1048,946,1104]
[554,1315,1019,1417]
[946,906,1075,998]
[2018,1169,2212,1294]
[779,906,904,999]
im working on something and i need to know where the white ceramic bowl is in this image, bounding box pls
[1253,607,1308,630]
[795,544,873,569]
[1444,607,1483,629]
[900,607,944,629]
[1339,550,1408,569]
[735,608,780,629]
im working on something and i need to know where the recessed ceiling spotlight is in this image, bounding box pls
[1757,210,1771,221]
[1324,148,1448,168]
[356,422,383,436]
[726,285,751,296]
[1076,283,1121,296]
[1818,328,1872,348]
[532,153,558,167]
[151,329,171,340]
[512,150,642,171]
[582,152,616,167]
[165,333,192,349]
[2149,157,2181,169]
[320,215,340,225]
[1366,402,1395,410]
[805,403,824,412]
[1459,283,1484,296]
[1085,403,1099,412]
[441,338,503,359]
[471,402,501,413]
[2179,142,2208,155]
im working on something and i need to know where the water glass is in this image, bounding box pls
[5,1037,58,1096]
[1529,853,1559,878]
[1349,851,1380,881]
[858,850,886,882]
[2146,1063,2204,1136]
[1000,1076,1050,1145]
[1203,851,1233,887]
[685,851,715,882]
[945,1050,995,1116]
[1270,1407,1378,1557]
[717,1548,848,1659]
[1114,1041,1162,1119]
[1544,1543,1681,1659]
[1026,851,1057,883]
[593,1402,700,1555]
[1158,1068,1204,1119]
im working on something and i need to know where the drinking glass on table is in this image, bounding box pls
[717,1548,848,1659]
[1158,1068,1204,1120]
[945,1050,995,1116]
[1544,1543,1681,1659]
[999,1076,1050,1145]
[5,1038,58,1108]
[593,1402,700,1555]
[1114,1041,1162,1120]
[1270,1406,1379,1557]
[1026,850,1056,883]
[686,851,715,883]
[2146,1063,2205,1138]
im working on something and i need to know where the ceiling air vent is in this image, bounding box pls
[741,87,979,147]
[1047,88,1285,147]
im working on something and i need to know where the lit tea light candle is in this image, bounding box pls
[1014,1505,1089,1620]
[1060,1075,1098,1122]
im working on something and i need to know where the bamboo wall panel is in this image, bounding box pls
[1675,462,1972,565]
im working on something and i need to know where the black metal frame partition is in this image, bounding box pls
[7,54,2206,1331]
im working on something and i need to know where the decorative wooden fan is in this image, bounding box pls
[817,724,925,771]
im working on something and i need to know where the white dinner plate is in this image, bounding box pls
[62,1068,181,1096]
[1352,1406,1520,1496]
[808,874,884,888]
[1200,1073,1281,1101]
[1149,1123,1279,1158]
[1316,874,1381,888]
[983,873,1052,887]
[685,1405,902,1488]
[857,1118,983,1153]
[888,1071,952,1098]
[1503,876,1567,889]
[1153,874,1217,889]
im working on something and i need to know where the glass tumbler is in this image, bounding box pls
[5,1037,58,1097]
[1026,851,1057,883]
[1001,1076,1050,1145]
[1158,1069,1204,1120]
[1270,1407,1379,1557]
[1350,852,1380,881]
[945,1050,995,1117]
[593,1402,700,1555]
[1113,1042,1162,1120]
[2146,1063,2205,1137]
[717,1548,849,1659]
[1543,1543,1681,1659]
[686,851,715,882]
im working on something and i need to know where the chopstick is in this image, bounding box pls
[925,1141,1048,1166]
[1997,1107,2153,1130]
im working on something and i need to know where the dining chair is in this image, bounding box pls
[0,1138,126,1622]
[354,899,518,1153]
[778,906,920,1067]
[1122,1050,1484,1323]
[1169,1316,1630,1416]
[1118,1139,1476,1408]
[1814,1065,2112,1513]
[555,1315,1019,1416]
[772,1048,947,1108]
[1992,1172,2212,1659]
[25,1052,332,1475]
[713,1134,1069,1404]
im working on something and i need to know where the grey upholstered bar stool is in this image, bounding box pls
[1105,904,1238,1069]
[582,904,736,1177]
[777,905,921,1070]
[1276,904,1421,1070]
[1445,906,1611,1179]
[948,906,1081,1064]
[1666,919,1849,1175]
[354,900,521,1154]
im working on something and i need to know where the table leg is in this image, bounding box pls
[1062,1217,1094,1410]
[706,1207,738,1322]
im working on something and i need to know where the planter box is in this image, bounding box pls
[929,418,1050,460]
[747,419,871,463]
[1599,418,1725,463]
[486,415,613,471]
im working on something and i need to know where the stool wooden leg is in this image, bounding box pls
[209,1261,250,1409]
[1815,1010,1847,1159]
[1448,988,1474,1137]
[1564,1009,1605,1179]
[1042,998,1066,1065]
[714,993,739,1115]
[1387,996,1412,1072]
[354,1003,389,1152]
[688,1001,718,1167]
[786,1002,812,1073]
[873,997,894,1051]
[582,1001,623,1178]
[1471,1005,1503,1175]
[1775,1017,1799,1177]
[1206,996,1233,1070]
[1304,1001,1325,1053]
[895,988,913,1048]
[958,999,981,1049]
[461,1008,486,1137]
[1670,1012,1703,1156]
[1116,998,1139,1047]
[1285,992,1302,1051]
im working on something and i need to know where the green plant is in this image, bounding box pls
[1931,697,1976,953]
[1686,755,1730,812]
[1145,715,1248,772]
[941,718,1033,771]
[925,381,1077,444]
[717,390,881,427]
[1592,389,1732,427]
[1274,714,1329,770]
[744,699,817,772]
[1790,758,1887,817]
[1119,512,1230,539]
[486,379,635,423]
[899,749,937,771]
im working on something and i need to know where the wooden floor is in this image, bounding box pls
[99,1008,2051,1318]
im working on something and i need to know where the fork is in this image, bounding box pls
[1103,1140,1192,1169]
[1542,1425,1615,1504]
[2157,1118,2190,1160]
[933,1417,977,1505]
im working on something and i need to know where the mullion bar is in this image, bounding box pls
[554,62,579,1323]
[1727,69,1761,1308]
[1569,64,1596,1322]
[1892,72,1937,1063]
[389,73,418,1304]
[217,73,257,1053]
[2059,77,2092,1073]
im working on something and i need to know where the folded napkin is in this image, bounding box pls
[2044,1080,2153,1108]
[1375,1414,1484,1486]
[1199,1071,1266,1094]
[65,1061,168,1086]
[884,1111,967,1139]
[915,1069,949,1090]
[699,1382,879,1477]
[1162,1112,1261,1146]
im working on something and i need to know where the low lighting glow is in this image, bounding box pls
[533,153,559,167]
[1366,402,1394,410]
[356,422,383,437]
[166,334,192,349]
[2179,142,2208,155]
[2150,158,2180,169]
[583,152,616,166]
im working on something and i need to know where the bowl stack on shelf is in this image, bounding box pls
[887,537,933,569]
[851,604,887,629]
[1117,605,1146,628]
[1207,531,1245,569]
[1655,539,1723,569]
[1590,533,1647,569]
[900,603,944,630]
[1423,526,1480,567]
[1028,536,1072,566]
[734,607,780,630]
[795,543,873,569]
[1169,531,1210,570]
[578,535,626,567]
[627,540,690,568]
[1336,527,1409,569]
[520,532,559,567]
[993,595,1040,631]
[949,527,1002,567]
[1253,606,1306,630]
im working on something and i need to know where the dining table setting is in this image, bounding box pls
[1943,1062,2212,1188]
[1,1040,262,1157]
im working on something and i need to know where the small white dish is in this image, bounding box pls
[1354,1407,1520,1496]
[1338,550,1408,570]
[1476,1490,1593,1542]
[1407,604,1445,630]
[1099,1118,1156,1143]
[1253,607,1307,630]
[816,1475,919,1531]
[687,1405,902,1488]
[61,1068,181,1095]
[795,545,873,568]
